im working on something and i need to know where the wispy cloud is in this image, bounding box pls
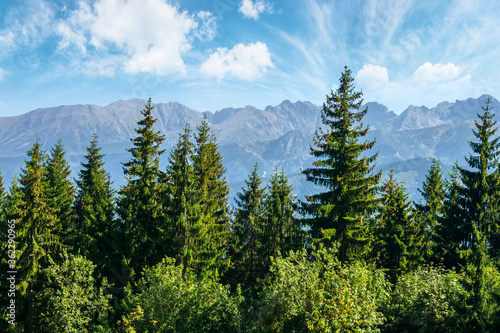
[0,0,55,55]
[0,68,7,80]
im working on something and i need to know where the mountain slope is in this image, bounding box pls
[0,95,497,202]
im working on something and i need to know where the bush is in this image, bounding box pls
[383,266,467,332]
[39,253,111,332]
[120,257,244,332]
[255,248,390,332]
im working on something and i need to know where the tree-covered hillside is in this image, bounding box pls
[1,70,500,332]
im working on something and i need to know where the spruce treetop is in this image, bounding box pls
[123,97,165,180]
[302,66,381,262]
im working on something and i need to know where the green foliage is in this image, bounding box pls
[454,98,500,327]
[16,141,59,288]
[163,125,199,271]
[384,266,468,332]
[38,252,111,332]
[192,117,231,276]
[436,164,465,269]
[119,258,244,332]
[264,168,303,259]
[72,134,116,274]
[256,247,390,332]
[302,66,382,262]
[227,164,267,289]
[416,159,445,263]
[373,170,423,281]
[45,140,75,242]
[117,98,166,275]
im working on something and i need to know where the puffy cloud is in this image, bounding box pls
[356,64,389,89]
[57,0,214,76]
[355,62,475,113]
[201,42,274,80]
[414,62,461,83]
[238,0,271,20]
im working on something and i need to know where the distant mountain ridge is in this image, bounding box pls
[0,94,498,202]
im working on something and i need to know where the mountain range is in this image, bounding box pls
[0,94,498,204]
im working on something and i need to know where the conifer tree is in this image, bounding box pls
[436,164,466,269]
[456,98,500,327]
[117,98,166,275]
[373,170,423,281]
[192,116,230,276]
[72,134,116,273]
[302,66,381,262]
[264,168,302,259]
[227,164,267,288]
[164,125,199,273]
[45,140,75,242]
[415,159,445,263]
[16,141,60,331]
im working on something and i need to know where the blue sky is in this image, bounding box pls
[0,0,499,116]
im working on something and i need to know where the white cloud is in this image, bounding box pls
[193,11,217,42]
[0,68,7,80]
[57,0,215,76]
[356,64,389,89]
[356,62,475,113]
[201,42,273,80]
[0,0,55,53]
[80,60,116,77]
[414,62,461,83]
[238,0,271,20]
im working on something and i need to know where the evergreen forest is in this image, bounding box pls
[1,67,500,332]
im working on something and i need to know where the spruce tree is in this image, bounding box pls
[227,164,266,289]
[72,134,116,273]
[117,98,166,275]
[302,66,381,262]
[456,98,500,328]
[415,159,445,263]
[16,141,60,331]
[163,125,198,273]
[192,116,230,276]
[45,140,75,243]
[436,164,466,269]
[373,170,423,281]
[264,168,302,259]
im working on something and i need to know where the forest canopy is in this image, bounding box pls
[1,69,500,332]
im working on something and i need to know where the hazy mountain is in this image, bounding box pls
[0,94,497,203]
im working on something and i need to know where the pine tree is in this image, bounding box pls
[45,140,75,243]
[16,141,60,331]
[72,134,116,273]
[264,168,302,259]
[227,164,267,289]
[117,98,166,275]
[192,116,230,276]
[163,125,199,273]
[436,164,466,269]
[415,159,445,263]
[456,98,500,328]
[373,170,423,281]
[302,66,382,262]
